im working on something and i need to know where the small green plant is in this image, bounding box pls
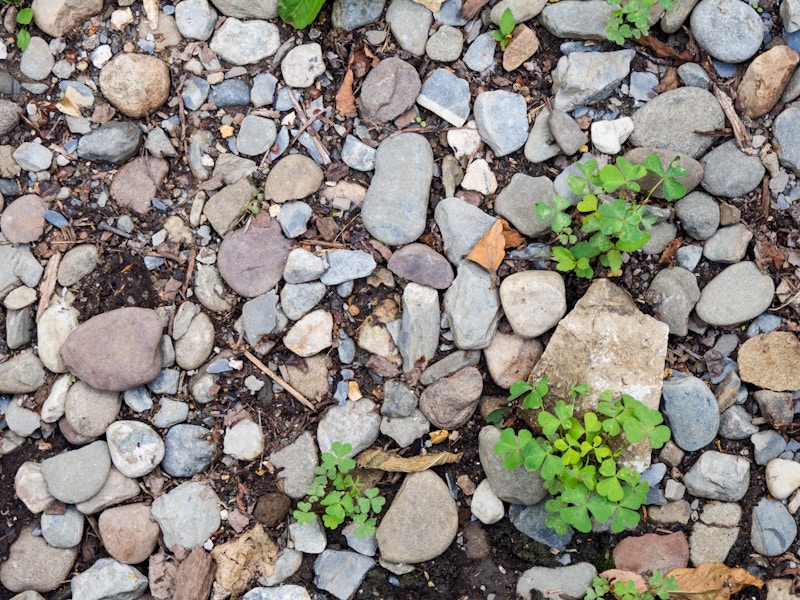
[535,154,687,279]
[293,441,385,538]
[606,0,676,45]
[493,376,671,534]
[4,0,33,51]
[750,1,763,12]
[586,570,678,600]
[414,115,427,128]
[492,8,516,50]
[278,0,326,29]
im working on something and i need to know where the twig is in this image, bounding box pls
[287,91,331,165]
[181,248,197,301]
[98,222,131,238]
[243,349,316,411]
[37,253,61,322]
[713,84,753,153]
[299,239,350,249]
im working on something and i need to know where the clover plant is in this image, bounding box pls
[293,441,385,538]
[535,153,687,279]
[493,8,516,51]
[586,570,678,600]
[606,0,675,44]
[493,376,671,534]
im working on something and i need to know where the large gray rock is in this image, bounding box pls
[359,57,421,123]
[71,558,148,600]
[209,18,280,65]
[695,261,774,327]
[539,1,613,40]
[629,87,725,158]
[443,261,501,350]
[0,525,78,593]
[41,441,111,504]
[661,372,719,451]
[683,451,750,501]
[217,220,292,297]
[332,0,386,30]
[690,0,763,63]
[150,481,221,551]
[77,122,143,164]
[361,134,432,246]
[552,50,634,111]
[434,197,497,265]
[751,498,797,556]
[473,90,529,156]
[479,425,548,505]
[645,266,700,336]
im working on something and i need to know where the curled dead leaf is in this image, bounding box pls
[429,429,449,444]
[356,448,462,472]
[336,45,378,119]
[500,219,525,248]
[210,523,278,596]
[56,86,93,118]
[466,219,506,272]
[666,562,763,600]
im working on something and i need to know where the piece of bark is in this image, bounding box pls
[713,85,753,153]
[459,0,490,20]
[174,547,216,600]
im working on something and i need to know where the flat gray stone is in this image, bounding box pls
[314,550,374,599]
[41,441,111,504]
[702,224,753,263]
[434,197,496,265]
[332,0,386,30]
[645,266,701,336]
[539,1,613,40]
[359,57,421,124]
[209,18,280,65]
[695,261,774,327]
[444,261,501,350]
[774,107,800,176]
[751,498,797,556]
[77,122,142,164]
[150,481,221,551]
[70,558,148,600]
[517,563,598,600]
[552,49,634,111]
[463,31,496,73]
[683,451,750,501]
[701,140,765,197]
[524,107,561,164]
[690,0,763,63]
[320,250,377,285]
[416,68,470,127]
[661,372,719,451]
[473,90,528,157]
[386,0,432,55]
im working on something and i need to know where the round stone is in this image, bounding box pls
[106,420,165,478]
[0,195,46,244]
[57,244,98,286]
[150,481,222,551]
[265,154,324,203]
[99,53,171,117]
[40,505,84,548]
[64,381,121,438]
[690,0,763,63]
[162,424,216,477]
[99,503,161,564]
[281,43,325,88]
[218,220,292,297]
[500,270,567,338]
[0,525,78,593]
[174,311,215,370]
[223,418,264,460]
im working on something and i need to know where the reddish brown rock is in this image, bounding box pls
[99,53,171,118]
[0,194,46,244]
[612,531,689,576]
[217,220,292,298]
[387,243,454,289]
[110,156,169,214]
[503,25,540,72]
[738,46,800,118]
[419,366,483,429]
[99,503,161,564]
[359,57,422,123]
[59,307,164,392]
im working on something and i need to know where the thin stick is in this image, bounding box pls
[37,253,61,322]
[713,84,752,153]
[243,349,316,411]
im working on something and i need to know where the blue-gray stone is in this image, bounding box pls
[71,558,148,600]
[332,0,386,30]
[682,451,750,501]
[251,73,278,107]
[675,245,703,271]
[719,405,759,440]
[59,80,95,104]
[774,107,800,176]
[701,139,765,198]
[182,76,210,110]
[320,250,377,285]
[746,313,783,338]
[43,211,69,228]
[341,135,376,171]
[0,179,20,197]
[690,0,763,63]
[539,0,614,40]
[77,122,143,164]
[275,87,302,111]
[277,202,312,238]
[473,90,528,157]
[206,359,232,374]
[551,49,634,111]
[751,498,796,556]
[751,429,787,465]
[162,424,216,477]
[281,282,327,322]
[382,380,417,417]
[314,549,374,599]
[123,386,153,413]
[628,71,659,102]
[41,505,84,548]
[444,261,501,349]
[242,292,280,347]
[209,79,251,107]
[677,62,711,89]
[509,502,574,551]
[711,59,739,78]
[386,0,432,55]
[661,372,719,452]
[416,68,471,127]
[675,191,720,240]
[147,369,180,395]
[338,334,356,363]
[463,31,496,73]
[434,0,467,25]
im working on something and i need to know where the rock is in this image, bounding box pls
[224,418,264,460]
[269,432,318,499]
[552,50,634,111]
[738,46,799,118]
[218,220,292,297]
[739,332,800,392]
[77,121,143,164]
[644,266,701,336]
[419,366,483,429]
[677,62,711,88]
[105,420,164,478]
[283,309,333,357]
[361,133,433,245]
[19,37,54,80]
[290,517,327,554]
[380,410,429,447]
[0,100,19,136]
[695,262,774,327]
[690,0,763,63]
[774,107,800,176]
[99,54,170,118]
[35,298,78,373]
[525,107,561,163]
[528,279,668,470]
[701,140,765,198]
[111,156,170,215]
[237,116,277,157]
[32,0,103,36]
[41,441,111,504]
[510,502,573,550]
[766,458,800,500]
[265,154,323,203]
[503,24,540,71]
[689,522,739,565]
[683,451,750,501]
[385,0,432,55]
[674,191,719,240]
[0,525,78,593]
[162,424,215,477]
[204,178,258,236]
[376,471,458,563]
[5,400,41,437]
[471,479,505,524]
[540,0,613,40]
[0,351,45,394]
[754,389,794,428]
[629,87,725,158]
[75,467,140,515]
[14,462,54,514]
[343,522,378,556]
[281,44,325,88]
[12,143,52,172]
[320,250,377,285]
[751,498,797,556]
[99,503,160,564]
[591,117,635,155]
[661,373,719,451]
[209,18,280,65]
[314,550,374,600]
[59,307,163,392]
[151,481,221,551]
[752,429,787,465]
[63,381,120,438]
[71,558,148,600]
[317,399,381,457]
[478,425,547,505]
[484,332,543,389]
[152,398,189,428]
[387,243,453,289]
[284,248,325,283]
[703,224,753,263]
[434,197,497,265]
[341,135,375,171]
[624,147,704,200]
[175,0,217,40]
[416,68,470,127]
[500,270,566,338]
[243,586,311,600]
[281,283,326,322]
[174,312,214,370]
[425,24,464,62]
[443,261,501,350]
[332,0,386,30]
[494,174,555,237]
[547,109,587,156]
[1,195,46,243]
[210,0,277,18]
[210,79,251,107]
[649,500,692,525]
[613,532,689,575]
[463,32,496,73]
[473,90,528,157]
[517,564,597,600]
[57,244,98,286]
[359,57,421,123]
[254,493,292,528]
[36,506,83,548]
[398,283,439,372]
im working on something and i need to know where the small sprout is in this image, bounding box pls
[14,5,33,51]
[414,115,427,128]
[247,200,260,214]
[492,8,516,51]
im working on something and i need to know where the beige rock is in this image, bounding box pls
[203,177,258,235]
[32,0,104,36]
[14,462,54,514]
[211,523,278,595]
[36,298,79,373]
[284,354,331,401]
[283,309,333,357]
[65,381,121,437]
[484,331,543,389]
[76,467,141,514]
[503,25,540,72]
[767,579,797,600]
[110,157,169,214]
[99,503,161,564]
[0,525,78,592]
[0,195,46,244]
[500,270,567,338]
[738,46,800,119]
[766,458,800,500]
[137,11,182,52]
[99,53,171,118]
[265,154,324,203]
[739,332,800,392]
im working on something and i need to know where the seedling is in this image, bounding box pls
[293,441,385,538]
[3,0,33,51]
[415,115,427,128]
[586,570,678,600]
[493,8,516,51]
[494,377,671,534]
[606,0,676,45]
[278,0,326,29]
[535,153,687,279]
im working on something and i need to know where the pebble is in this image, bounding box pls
[98,503,160,564]
[517,564,597,600]
[649,500,692,525]
[435,197,496,266]
[283,309,333,357]
[174,311,214,370]
[99,53,171,118]
[682,450,750,501]
[19,37,53,80]
[203,178,258,236]
[75,467,140,515]
[591,117,634,155]
[174,0,217,40]
[473,90,528,157]
[444,261,501,350]
[105,420,164,478]
[661,372,719,451]
[690,522,739,565]
[417,68,470,127]
[751,498,797,556]
[645,266,700,336]
[484,332,543,389]
[77,121,143,164]
[500,270,566,338]
[314,550,374,599]
[224,418,264,460]
[612,531,689,576]
[332,0,386,30]
[152,398,189,428]
[764,457,800,500]
[265,154,323,203]
[398,282,440,371]
[218,221,292,297]
[12,143,52,173]
[210,79,252,107]
[161,424,215,477]
[425,25,463,62]
[269,432,318,499]
[5,400,41,437]
[695,261,775,327]
[57,244,98,286]
[739,332,800,391]
[478,425,547,505]
[540,0,613,40]
[690,0,764,63]
[64,381,120,438]
[290,517,327,554]
[251,73,278,107]
[376,471,457,563]
[237,115,277,157]
[674,191,720,240]
[701,140,765,198]
[36,299,79,373]
[380,410,429,447]
[71,558,148,600]
[244,586,311,600]
[774,108,800,175]
[552,49,634,111]
[0,525,78,593]
[280,282,326,321]
[341,135,375,171]
[284,248,325,283]
[41,505,84,549]
[494,175,554,238]
[509,501,573,551]
[703,224,753,263]
[738,46,800,118]
[320,250,377,285]
[461,158,496,194]
[503,24,540,71]
[14,462,53,514]
[151,481,221,551]
[752,429,787,465]
[210,18,280,65]
[145,126,177,158]
[359,57,421,123]
[282,43,325,88]
[362,133,432,245]
[419,366,482,429]
[317,398,381,457]
[0,198,44,246]
[385,0,432,55]
[471,479,505,524]
[0,351,45,394]
[40,441,111,504]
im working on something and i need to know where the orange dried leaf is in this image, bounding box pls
[466,219,505,272]
[356,448,461,472]
[335,45,377,119]
[666,562,763,600]
[500,219,525,248]
[659,236,684,265]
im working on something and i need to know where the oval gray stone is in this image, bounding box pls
[150,481,221,551]
[443,261,501,350]
[700,140,765,198]
[387,243,454,289]
[661,372,719,451]
[695,261,774,327]
[674,191,719,240]
[434,196,497,265]
[774,107,800,176]
[690,0,763,63]
[217,220,292,297]
[359,57,421,124]
[751,498,796,556]
[77,121,143,164]
[682,451,750,501]
[473,90,529,157]
[40,441,111,504]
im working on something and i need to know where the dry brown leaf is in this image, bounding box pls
[500,219,525,248]
[636,35,694,63]
[655,67,681,93]
[659,236,684,265]
[357,448,462,472]
[210,523,278,596]
[600,569,649,594]
[666,562,763,600]
[755,239,786,270]
[466,219,505,272]
[148,550,177,600]
[336,46,378,118]
[56,86,93,117]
